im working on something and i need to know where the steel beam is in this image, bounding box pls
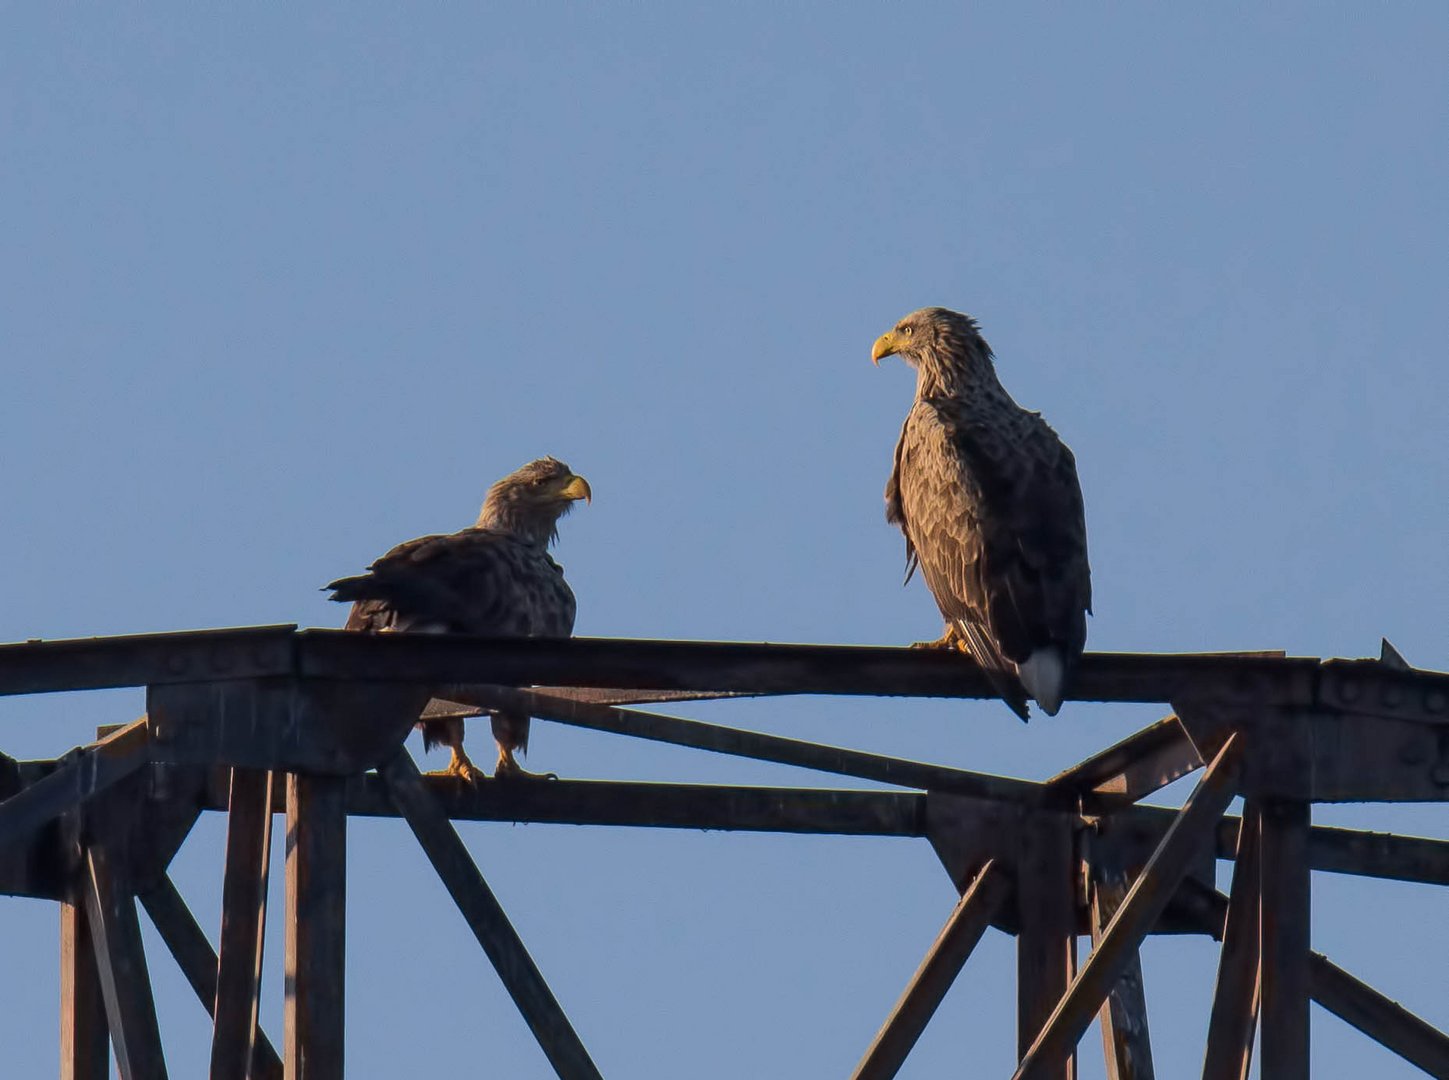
[379,750,603,1080]
[1310,953,1449,1077]
[0,720,148,851]
[1202,802,1262,1080]
[458,686,1048,805]
[212,769,275,1080]
[284,774,347,1080]
[342,776,927,836]
[0,626,1339,707]
[1017,812,1078,1080]
[83,841,167,1080]
[1259,800,1310,1080]
[852,860,1010,1079]
[1013,737,1242,1080]
[1046,716,1201,809]
[137,875,283,1080]
[1091,864,1155,1080]
[60,896,109,1080]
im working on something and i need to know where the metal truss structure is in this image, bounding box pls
[2,625,1449,1079]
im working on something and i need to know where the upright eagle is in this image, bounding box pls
[873,307,1091,719]
[325,457,591,780]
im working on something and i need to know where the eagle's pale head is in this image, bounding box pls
[477,457,591,546]
[871,307,999,397]
[871,307,989,366]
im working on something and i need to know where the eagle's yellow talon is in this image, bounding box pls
[432,749,486,784]
[912,625,964,650]
[493,748,558,781]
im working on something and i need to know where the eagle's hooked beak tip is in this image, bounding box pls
[871,332,897,366]
[561,475,592,504]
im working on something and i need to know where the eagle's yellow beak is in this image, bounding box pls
[558,474,592,504]
[871,331,898,366]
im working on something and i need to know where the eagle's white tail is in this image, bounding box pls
[1018,647,1066,716]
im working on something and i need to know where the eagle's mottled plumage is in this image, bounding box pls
[325,457,591,779]
[874,308,1091,719]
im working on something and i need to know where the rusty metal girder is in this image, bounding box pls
[926,794,1219,938]
[1177,698,1449,802]
[1044,716,1203,810]
[146,677,430,775]
[0,625,1338,705]
[1318,658,1449,724]
[1013,737,1243,1080]
[0,625,298,696]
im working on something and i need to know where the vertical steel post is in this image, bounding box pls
[284,774,347,1080]
[1259,800,1310,1080]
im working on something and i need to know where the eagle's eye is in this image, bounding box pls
[900,325,913,336]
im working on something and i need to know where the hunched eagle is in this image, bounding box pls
[326,457,591,780]
[873,307,1091,719]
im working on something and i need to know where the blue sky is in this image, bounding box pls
[3,6,1447,1076]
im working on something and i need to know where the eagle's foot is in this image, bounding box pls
[493,750,558,782]
[430,749,486,784]
[911,625,964,650]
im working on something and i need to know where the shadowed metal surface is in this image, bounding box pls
[1,628,1448,1077]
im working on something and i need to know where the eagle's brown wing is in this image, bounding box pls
[885,414,921,585]
[945,405,1089,664]
[326,527,575,638]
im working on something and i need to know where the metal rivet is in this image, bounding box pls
[1337,678,1361,703]
[210,647,234,673]
[1431,763,1449,786]
[165,652,190,674]
[1425,691,1447,715]
[1381,682,1403,707]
